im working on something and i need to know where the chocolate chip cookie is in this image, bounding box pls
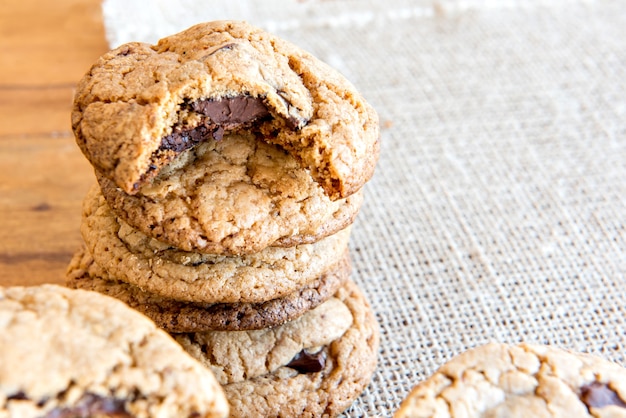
[66,245,351,332]
[96,131,364,255]
[394,342,626,418]
[0,284,228,418]
[80,185,351,303]
[174,278,380,418]
[72,20,379,200]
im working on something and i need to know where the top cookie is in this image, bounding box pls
[0,284,228,418]
[394,342,626,418]
[72,20,379,200]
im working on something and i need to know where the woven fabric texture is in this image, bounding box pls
[102,1,626,416]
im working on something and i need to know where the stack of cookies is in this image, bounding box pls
[66,20,380,417]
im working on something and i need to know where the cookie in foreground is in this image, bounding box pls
[0,284,228,418]
[174,278,380,418]
[394,342,626,418]
[72,20,379,201]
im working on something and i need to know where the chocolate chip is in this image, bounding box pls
[286,349,326,373]
[191,96,270,125]
[44,393,132,418]
[7,391,28,401]
[160,125,214,152]
[137,95,279,190]
[159,96,271,153]
[580,381,626,410]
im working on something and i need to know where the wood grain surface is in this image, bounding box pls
[1,0,109,286]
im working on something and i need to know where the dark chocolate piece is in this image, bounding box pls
[191,96,269,125]
[286,349,326,373]
[44,393,132,418]
[7,391,28,401]
[159,96,270,153]
[580,381,626,410]
[160,124,215,152]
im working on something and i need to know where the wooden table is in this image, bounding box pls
[1,0,109,286]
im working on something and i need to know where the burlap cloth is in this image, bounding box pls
[102,1,626,416]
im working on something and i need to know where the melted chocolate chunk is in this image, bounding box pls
[580,382,626,410]
[192,96,270,126]
[160,124,217,152]
[159,96,271,152]
[7,391,28,401]
[286,350,326,373]
[44,393,132,418]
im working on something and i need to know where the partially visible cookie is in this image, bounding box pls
[67,245,351,332]
[72,20,379,200]
[0,284,228,418]
[174,278,380,418]
[394,342,626,418]
[81,185,352,303]
[97,131,364,255]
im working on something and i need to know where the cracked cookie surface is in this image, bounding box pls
[394,342,626,418]
[66,245,351,332]
[97,131,363,255]
[81,185,351,303]
[175,278,380,418]
[175,296,353,385]
[0,284,228,418]
[72,20,379,200]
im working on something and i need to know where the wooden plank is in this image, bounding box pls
[0,0,109,86]
[0,0,107,286]
[0,134,94,286]
[0,85,75,137]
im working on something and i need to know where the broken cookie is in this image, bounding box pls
[72,20,379,200]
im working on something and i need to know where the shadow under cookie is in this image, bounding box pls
[67,246,352,332]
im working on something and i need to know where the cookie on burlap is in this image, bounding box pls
[174,278,379,418]
[394,342,626,418]
[97,132,364,255]
[0,284,228,418]
[72,20,379,200]
[66,245,351,332]
[81,185,351,303]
